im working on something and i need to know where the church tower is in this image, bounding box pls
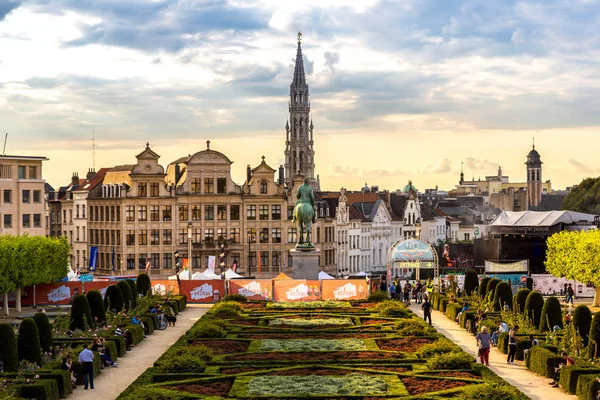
[526,141,543,209]
[284,32,317,189]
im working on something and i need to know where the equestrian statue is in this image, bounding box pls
[292,178,317,249]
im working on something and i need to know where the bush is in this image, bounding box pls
[104,284,124,312]
[514,288,531,314]
[0,322,19,372]
[208,301,242,318]
[367,290,390,302]
[427,352,473,370]
[136,273,151,296]
[222,294,248,303]
[493,282,513,311]
[559,365,600,394]
[525,346,563,378]
[539,296,563,332]
[485,279,500,301]
[376,301,410,318]
[478,277,492,298]
[33,312,53,353]
[524,290,544,327]
[18,318,42,366]
[126,279,138,307]
[154,345,213,373]
[117,280,134,311]
[576,373,600,400]
[459,383,526,400]
[69,294,93,331]
[445,303,462,321]
[121,387,187,400]
[189,321,227,339]
[416,339,460,358]
[86,290,106,323]
[14,378,59,400]
[589,312,600,358]
[573,305,593,346]
[464,270,479,296]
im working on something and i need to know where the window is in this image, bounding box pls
[272,251,281,267]
[150,253,160,269]
[99,207,104,221]
[247,205,256,220]
[163,253,172,269]
[317,227,321,243]
[139,230,148,245]
[163,229,172,245]
[287,228,297,243]
[138,253,148,270]
[3,190,11,203]
[204,205,214,220]
[247,228,256,243]
[287,206,294,220]
[33,214,41,227]
[179,229,188,244]
[217,228,227,243]
[33,190,41,203]
[249,252,257,268]
[217,205,227,220]
[204,178,214,193]
[162,205,172,221]
[191,205,201,221]
[76,227,80,241]
[116,231,120,245]
[260,228,269,243]
[4,214,12,228]
[272,228,281,243]
[138,183,147,197]
[22,190,30,203]
[126,206,135,221]
[150,182,159,197]
[191,178,201,193]
[179,205,188,221]
[190,228,200,244]
[110,230,115,245]
[23,214,30,228]
[230,228,240,244]
[260,180,268,194]
[138,206,147,221]
[272,204,281,220]
[259,205,269,220]
[126,254,135,270]
[126,230,135,246]
[217,178,226,193]
[150,229,160,245]
[230,205,240,220]
[29,166,37,179]
[150,206,159,221]
[83,205,86,218]
[260,251,269,267]
[18,166,26,179]
[464,233,471,241]
[205,229,214,245]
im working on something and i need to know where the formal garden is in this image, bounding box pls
[0,272,186,400]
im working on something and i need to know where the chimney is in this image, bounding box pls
[246,165,252,184]
[86,168,96,180]
[278,165,284,184]
[71,172,79,186]
[174,164,181,183]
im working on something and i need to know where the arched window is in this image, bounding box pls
[260,180,268,194]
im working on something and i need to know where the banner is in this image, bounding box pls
[89,246,98,272]
[531,274,595,297]
[207,256,216,274]
[180,280,225,303]
[83,281,112,299]
[321,280,368,301]
[150,280,180,296]
[484,260,528,273]
[273,280,321,302]
[229,279,272,300]
[35,282,84,305]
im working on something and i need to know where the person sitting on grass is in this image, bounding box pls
[549,352,575,388]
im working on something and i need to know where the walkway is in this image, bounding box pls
[412,306,576,400]
[70,305,211,400]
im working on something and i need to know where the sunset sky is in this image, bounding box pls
[1,0,599,191]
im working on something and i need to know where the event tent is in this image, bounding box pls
[197,269,221,280]
[168,270,190,281]
[318,271,335,280]
[273,272,292,280]
[224,268,242,279]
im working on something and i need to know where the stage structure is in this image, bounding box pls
[387,238,439,288]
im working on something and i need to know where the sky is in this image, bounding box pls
[1,0,600,191]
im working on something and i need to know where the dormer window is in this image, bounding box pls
[260,180,268,194]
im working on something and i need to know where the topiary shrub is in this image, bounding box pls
[207,301,242,318]
[416,339,460,358]
[525,346,563,377]
[367,290,390,302]
[154,345,213,373]
[573,305,593,346]
[18,318,42,365]
[493,281,513,311]
[445,303,462,321]
[122,387,186,400]
[589,312,600,358]
[515,288,531,314]
[459,383,527,400]
[69,294,92,331]
[126,279,138,307]
[478,277,492,298]
[0,322,19,372]
[524,290,544,328]
[485,279,500,301]
[427,352,473,370]
[136,273,151,296]
[117,280,134,311]
[104,284,124,312]
[33,312,53,353]
[189,321,227,340]
[539,296,563,332]
[222,294,248,303]
[559,365,600,394]
[576,373,600,400]
[463,270,479,296]
[376,301,410,318]
[86,290,106,323]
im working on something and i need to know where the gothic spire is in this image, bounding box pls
[292,31,306,86]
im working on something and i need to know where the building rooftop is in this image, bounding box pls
[0,155,49,161]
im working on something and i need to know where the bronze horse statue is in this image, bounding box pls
[292,178,317,249]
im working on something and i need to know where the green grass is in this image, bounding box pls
[268,317,353,327]
[260,338,367,352]
[247,374,388,396]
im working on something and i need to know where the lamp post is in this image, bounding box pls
[187,221,192,279]
[247,232,252,277]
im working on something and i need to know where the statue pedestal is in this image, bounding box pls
[291,248,320,280]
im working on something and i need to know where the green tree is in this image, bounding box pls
[33,312,53,353]
[539,296,563,332]
[86,290,106,323]
[104,284,124,312]
[546,230,600,306]
[562,177,600,214]
[117,280,134,311]
[524,290,544,327]
[485,278,501,301]
[573,305,592,346]
[18,318,42,365]
[478,277,492,298]
[493,282,513,311]
[126,279,138,307]
[0,237,17,316]
[0,323,19,372]
[515,288,531,314]
[70,294,93,331]
[136,273,151,296]
[463,270,479,296]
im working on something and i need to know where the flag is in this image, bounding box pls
[111,248,116,271]
[219,241,226,272]
[174,251,181,287]
[145,258,151,273]
[208,256,216,274]
[257,251,261,273]
[232,260,237,273]
[76,266,81,278]
[89,246,98,272]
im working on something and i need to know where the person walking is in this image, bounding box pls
[507,325,519,364]
[475,326,491,366]
[567,284,574,305]
[422,298,432,326]
[78,344,94,390]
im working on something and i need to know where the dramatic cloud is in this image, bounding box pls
[568,158,594,174]
[324,51,339,72]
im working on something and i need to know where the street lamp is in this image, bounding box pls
[247,229,255,277]
[187,221,192,280]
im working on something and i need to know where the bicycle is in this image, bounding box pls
[156,314,168,330]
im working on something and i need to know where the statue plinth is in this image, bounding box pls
[291,248,320,280]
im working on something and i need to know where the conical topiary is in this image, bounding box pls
[485,278,501,301]
[464,270,479,296]
[0,323,19,372]
[524,290,544,328]
[589,312,600,358]
[573,305,592,346]
[117,280,134,311]
[478,277,492,298]
[104,284,124,313]
[539,296,563,332]
[86,290,106,323]
[70,294,93,331]
[515,288,531,314]
[18,318,42,365]
[136,273,151,296]
[493,281,513,311]
[126,279,138,307]
[33,312,53,353]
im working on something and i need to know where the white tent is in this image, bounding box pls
[352,271,368,277]
[197,269,221,280]
[318,271,335,280]
[224,268,242,279]
[167,270,190,281]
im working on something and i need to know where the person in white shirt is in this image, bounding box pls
[78,344,94,390]
[491,320,508,347]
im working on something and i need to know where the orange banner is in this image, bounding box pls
[180,280,225,303]
[83,281,112,298]
[35,282,84,305]
[273,280,322,302]
[321,280,369,301]
[150,280,181,296]
[228,279,272,300]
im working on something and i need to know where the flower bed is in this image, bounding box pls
[402,376,468,395]
[192,340,249,355]
[376,338,434,352]
[169,380,233,397]
[268,317,353,328]
[228,351,403,362]
[260,339,367,352]
[247,374,388,396]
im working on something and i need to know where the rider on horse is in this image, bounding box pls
[292,177,317,248]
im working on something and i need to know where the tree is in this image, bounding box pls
[0,323,19,372]
[33,312,53,353]
[104,285,124,312]
[117,280,134,311]
[136,273,151,296]
[539,296,563,332]
[562,177,600,214]
[546,230,600,306]
[86,290,106,323]
[493,282,513,311]
[463,270,479,296]
[573,305,592,346]
[18,318,42,365]
[70,294,92,331]
[515,288,531,314]
[524,290,544,327]
[126,279,138,307]
[478,277,492,298]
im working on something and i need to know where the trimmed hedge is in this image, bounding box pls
[445,303,462,321]
[539,296,563,332]
[514,288,531,314]
[141,313,158,330]
[87,289,106,323]
[0,323,19,372]
[126,279,138,308]
[493,281,513,311]
[33,312,53,353]
[464,270,478,296]
[590,312,600,358]
[118,280,134,311]
[485,279,500,301]
[573,305,593,346]
[576,373,600,400]
[14,378,59,400]
[70,294,93,331]
[104,284,124,312]
[525,346,563,378]
[18,318,42,365]
[1,370,72,398]
[172,295,187,311]
[479,277,492,298]
[136,273,151,296]
[524,290,544,327]
[559,366,600,394]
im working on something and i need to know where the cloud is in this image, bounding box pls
[0,0,20,21]
[303,54,314,75]
[421,159,452,174]
[329,164,402,178]
[568,158,593,174]
[324,51,339,72]
[464,157,498,171]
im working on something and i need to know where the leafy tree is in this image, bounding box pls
[70,294,92,331]
[117,280,134,311]
[515,288,531,314]
[0,323,19,372]
[478,277,492,298]
[126,279,138,307]
[463,270,479,296]
[18,318,42,365]
[493,282,513,311]
[546,230,600,306]
[524,291,544,327]
[86,290,106,323]
[539,296,563,332]
[136,273,151,296]
[573,305,592,346]
[562,177,600,214]
[104,284,124,312]
[33,312,53,353]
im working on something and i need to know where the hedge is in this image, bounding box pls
[479,277,492,298]
[172,295,187,312]
[559,366,600,394]
[70,294,93,331]
[464,270,479,296]
[576,373,600,400]
[493,282,513,311]
[445,303,462,321]
[573,305,593,346]
[0,370,72,398]
[0,323,19,372]
[136,273,151,296]
[485,279,500,301]
[33,312,53,353]
[13,378,59,400]
[118,280,134,311]
[514,288,531,314]
[141,313,158,330]
[87,289,106,323]
[105,284,124,312]
[525,346,563,378]
[524,290,544,327]
[18,318,42,365]
[126,279,138,308]
[539,296,563,332]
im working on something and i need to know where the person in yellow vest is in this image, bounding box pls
[427,278,434,295]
